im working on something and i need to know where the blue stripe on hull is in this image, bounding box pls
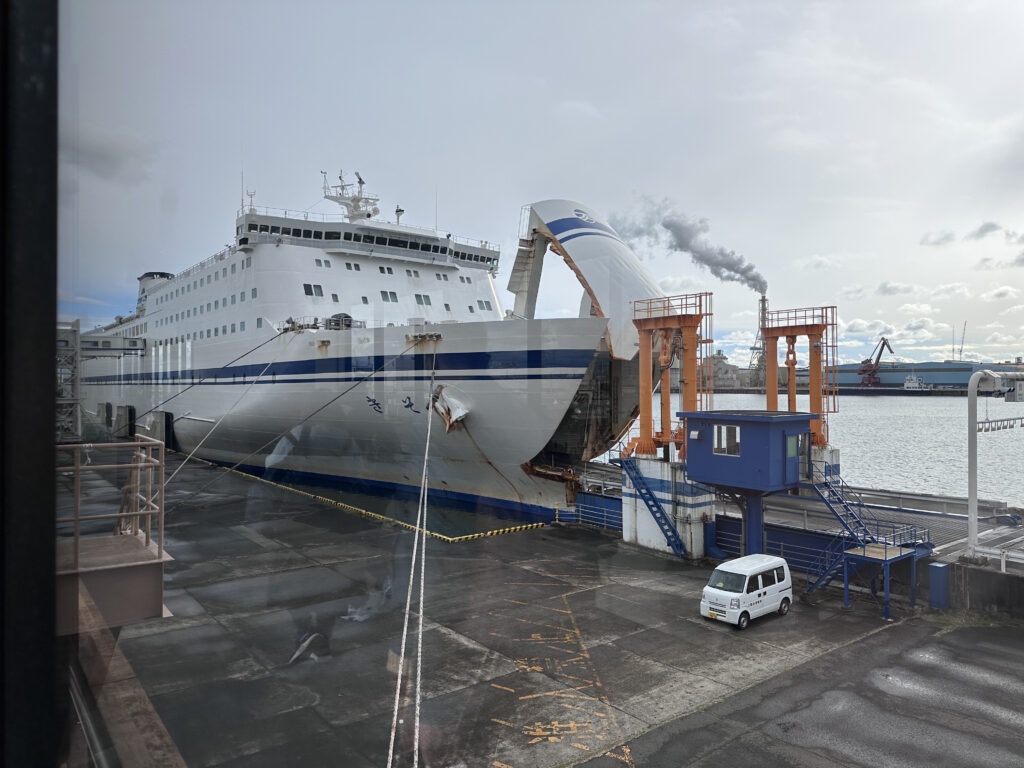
[82,373,585,386]
[227,462,558,523]
[82,347,597,384]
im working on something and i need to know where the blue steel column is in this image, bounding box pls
[884,562,891,620]
[843,557,850,608]
[910,556,917,608]
[744,496,764,555]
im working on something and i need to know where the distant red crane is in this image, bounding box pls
[857,337,894,386]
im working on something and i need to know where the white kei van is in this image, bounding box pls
[700,554,792,630]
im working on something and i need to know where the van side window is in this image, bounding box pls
[760,569,776,586]
[775,566,786,582]
[745,576,760,593]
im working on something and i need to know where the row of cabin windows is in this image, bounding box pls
[303,284,455,312]
[314,258,333,268]
[154,256,254,306]
[155,289,257,327]
[111,322,148,337]
[244,222,498,266]
[157,320,248,345]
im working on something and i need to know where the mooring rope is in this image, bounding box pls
[387,345,438,768]
[164,333,296,486]
[112,328,289,438]
[165,340,419,514]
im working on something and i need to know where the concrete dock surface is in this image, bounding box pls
[72,454,1024,767]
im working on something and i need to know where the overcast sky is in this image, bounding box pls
[59,0,1024,366]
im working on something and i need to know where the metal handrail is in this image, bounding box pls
[56,437,165,571]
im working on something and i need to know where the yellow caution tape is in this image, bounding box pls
[188,456,546,543]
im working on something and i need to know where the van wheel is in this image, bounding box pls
[779,598,791,616]
[736,612,750,630]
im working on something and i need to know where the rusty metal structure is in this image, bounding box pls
[629,293,713,457]
[761,305,837,446]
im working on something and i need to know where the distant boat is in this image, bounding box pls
[903,375,932,391]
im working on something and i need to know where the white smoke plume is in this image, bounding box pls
[612,199,768,295]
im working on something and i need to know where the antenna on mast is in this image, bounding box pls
[246,188,256,213]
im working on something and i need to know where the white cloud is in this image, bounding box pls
[919,230,955,246]
[795,254,839,269]
[840,284,867,301]
[876,281,919,296]
[842,318,895,337]
[659,275,703,293]
[897,303,935,315]
[985,332,1018,344]
[980,285,1021,302]
[931,283,972,301]
[1000,304,1024,315]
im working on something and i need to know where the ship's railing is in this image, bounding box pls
[56,436,165,572]
[236,204,495,250]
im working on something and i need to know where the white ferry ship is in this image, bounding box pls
[81,172,664,517]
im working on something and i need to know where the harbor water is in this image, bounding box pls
[711,393,1024,508]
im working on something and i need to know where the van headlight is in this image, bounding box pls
[730,598,740,610]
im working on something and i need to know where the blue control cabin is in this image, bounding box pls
[677,410,817,495]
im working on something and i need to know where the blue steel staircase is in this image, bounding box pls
[613,458,688,557]
[805,472,927,593]
[813,474,879,546]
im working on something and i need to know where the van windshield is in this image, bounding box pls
[707,568,746,593]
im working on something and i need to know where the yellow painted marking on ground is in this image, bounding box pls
[572,743,591,751]
[490,718,516,728]
[492,762,514,768]
[562,702,604,717]
[504,581,568,586]
[491,683,516,693]
[504,599,529,606]
[604,745,636,767]
[518,684,598,701]
[194,460,545,544]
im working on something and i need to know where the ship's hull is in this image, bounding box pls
[837,360,1024,390]
[82,317,618,517]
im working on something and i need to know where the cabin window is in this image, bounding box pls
[313,231,323,240]
[483,300,492,310]
[387,267,393,274]
[239,291,245,302]
[444,303,451,311]
[222,268,227,278]
[316,259,323,267]
[256,317,263,329]
[302,229,312,238]
[362,296,369,304]
[406,269,413,277]
[231,323,236,333]
[466,277,472,284]
[477,300,485,309]
[324,259,331,268]
[231,295,236,305]
[240,321,246,331]
[246,256,252,268]
[468,305,475,313]
[231,264,236,274]
[222,325,227,336]
[214,300,219,309]
[375,236,387,245]
[435,273,442,281]
[313,285,323,297]
[332,293,339,302]
[214,327,219,336]
[713,425,741,457]
[787,435,798,458]
[303,284,313,296]
[353,264,360,271]
[325,231,341,240]
[207,302,211,312]
[379,266,386,274]
[347,263,353,270]
[251,288,257,298]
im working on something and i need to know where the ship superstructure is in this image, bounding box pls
[81,173,663,515]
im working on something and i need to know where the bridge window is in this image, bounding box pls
[249,223,258,232]
[270,226,280,235]
[325,231,341,240]
[259,224,269,233]
[313,231,323,240]
[713,425,741,457]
